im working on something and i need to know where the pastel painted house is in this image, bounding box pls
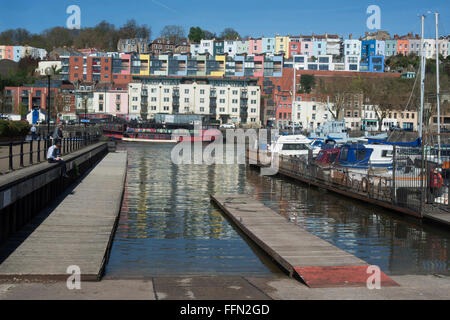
[397,40,409,56]
[235,40,249,55]
[313,39,327,57]
[289,38,301,57]
[300,39,313,58]
[262,37,276,55]
[248,38,262,55]
[275,35,290,58]
[384,40,397,57]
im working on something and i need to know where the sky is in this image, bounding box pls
[0,0,449,39]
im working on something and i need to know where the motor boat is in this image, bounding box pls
[268,134,314,157]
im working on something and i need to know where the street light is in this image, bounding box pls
[45,67,54,145]
[83,96,88,128]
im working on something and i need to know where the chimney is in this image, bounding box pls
[349,33,353,39]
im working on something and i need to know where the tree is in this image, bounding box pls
[188,27,205,43]
[160,25,185,44]
[219,28,240,40]
[361,77,415,131]
[19,103,28,119]
[299,75,315,94]
[317,77,359,120]
[203,30,216,40]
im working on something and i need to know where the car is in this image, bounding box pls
[220,123,236,129]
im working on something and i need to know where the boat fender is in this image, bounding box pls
[361,177,369,193]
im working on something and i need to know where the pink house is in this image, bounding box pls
[253,55,264,77]
[107,86,129,115]
[301,41,313,58]
[120,54,131,75]
[248,38,262,55]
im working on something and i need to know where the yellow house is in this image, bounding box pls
[210,55,226,77]
[275,36,290,58]
[139,54,150,76]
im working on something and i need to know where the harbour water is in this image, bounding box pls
[105,143,450,278]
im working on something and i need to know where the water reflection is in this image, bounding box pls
[106,143,449,278]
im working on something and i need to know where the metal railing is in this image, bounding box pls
[0,132,101,174]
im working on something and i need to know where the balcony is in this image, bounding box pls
[210,91,217,98]
[142,90,148,97]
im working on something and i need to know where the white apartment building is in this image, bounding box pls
[35,61,62,75]
[294,100,334,130]
[190,44,201,56]
[128,78,261,125]
[292,54,359,72]
[325,36,342,56]
[224,41,237,57]
[199,40,214,55]
[343,39,361,56]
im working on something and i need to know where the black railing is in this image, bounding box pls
[0,133,101,174]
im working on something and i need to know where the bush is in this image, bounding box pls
[0,120,31,138]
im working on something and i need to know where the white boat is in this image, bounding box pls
[269,134,314,157]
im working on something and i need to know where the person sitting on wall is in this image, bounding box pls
[47,139,69,178]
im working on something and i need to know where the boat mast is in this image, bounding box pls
[292,68,296,135]
[419,14,426,139]
[435,12,441,163]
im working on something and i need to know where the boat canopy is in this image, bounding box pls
[337,144,374,168]
[366,138,422,147]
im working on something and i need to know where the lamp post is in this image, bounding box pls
[84,96,88,128]
[45,67,54,144]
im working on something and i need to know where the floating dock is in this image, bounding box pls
[0,151,127,281]
[211,194,398,288]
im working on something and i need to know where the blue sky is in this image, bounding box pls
[0,0,448,39]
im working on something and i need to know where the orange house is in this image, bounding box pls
[397,40,409,56]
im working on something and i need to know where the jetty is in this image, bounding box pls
[211,194,398,288]
[0,151,127,281]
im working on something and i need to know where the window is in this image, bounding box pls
[99,94,104,101]
[185,98,189,103]
[200,98,205,103]
[116,104,120,111]
[232,99,238,104]
[99,104,103,112]
[232,108,238,113]
[251,100,257,104]
[220,99,225,103]
[200,89,205,95]
[251,108,257,113]
[355,150,368,161]
[220,90,226,95]
[164,89,170,93]
[164,97,170,102]
[185,89,189,94]
[282,144,310,151]
[232,90,238,95]
[200,107,205,112]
